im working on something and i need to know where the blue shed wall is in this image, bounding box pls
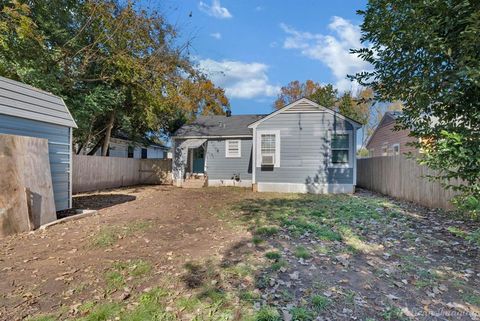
[0,114,71,211]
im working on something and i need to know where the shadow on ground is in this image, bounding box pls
[73,194,137,210]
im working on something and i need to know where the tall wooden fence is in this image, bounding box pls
[357,156,458,210]
[73,155,172,193]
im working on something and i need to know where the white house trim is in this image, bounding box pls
[248,98,362,129]
[252,128,257,183]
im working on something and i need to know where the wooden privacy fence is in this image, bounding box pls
[73,155,172,193]
[357,156,458,210]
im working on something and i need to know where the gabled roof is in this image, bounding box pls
[173,114,265,138]
[365,111,404,148]
[248,98,362,128]
[0,76,77,128]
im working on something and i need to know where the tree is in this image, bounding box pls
[351,0,480,213]
[309,84,338,108]
[0,0,229,155]
[274,80,323,109]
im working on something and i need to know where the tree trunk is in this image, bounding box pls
[101,112,115,157]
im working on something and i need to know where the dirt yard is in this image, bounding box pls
[0,186,479,321]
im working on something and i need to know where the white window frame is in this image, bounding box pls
[328,130,353,168]
[381,143,389,156]
[225,139,241,158]
[256,130,280,167]
[392,143,400,156]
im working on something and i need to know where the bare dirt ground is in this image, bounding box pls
[0,186,479,321]
[0,186,255,320]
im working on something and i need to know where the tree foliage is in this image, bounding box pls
[274,80,372,126]
[351,0,480,212]
[0,0,229,154]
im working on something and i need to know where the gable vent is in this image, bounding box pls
[287,101,321,112]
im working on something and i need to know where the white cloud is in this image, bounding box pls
[255,6,264,11]
[199,0,232,19]
[280,16,371,92]
[198,59,280,99]
[210,32,222,40]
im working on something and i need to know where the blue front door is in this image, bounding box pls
[192,148,205,173]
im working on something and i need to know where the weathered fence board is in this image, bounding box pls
[73,155,172,193]
[357,156,459,210]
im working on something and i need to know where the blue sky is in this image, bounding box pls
[156,0,369,115]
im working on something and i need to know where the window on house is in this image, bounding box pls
[127,146,134,158]
[392,144,400,155]
[141,148,147,159]
[331,133,350,165]
[260,134,276,166]
[225,140,241,158]
[381,144,388,156]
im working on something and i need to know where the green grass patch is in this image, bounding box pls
[78,302,121,321]
[271,259,288,271]
[265,251,281,260]
[91,228,117,248]
[311,294,330,311]
[253,306,281,321]
[27,315,56,321]
[252,236,264,245]
[105,271,124,291]
[294,246,311,259]
[290,307,315,321]
[255,226,279,237]
[464,293,480,307]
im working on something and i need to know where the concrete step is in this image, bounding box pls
[181,178,206,189]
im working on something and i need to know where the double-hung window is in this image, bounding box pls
[257,130,280,167]
[330,132,350,167]
[226,140,241,158]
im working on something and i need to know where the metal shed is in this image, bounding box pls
[0,76,77,211]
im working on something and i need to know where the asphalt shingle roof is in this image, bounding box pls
[174,114,266,137]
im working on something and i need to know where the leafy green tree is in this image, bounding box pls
[351,0,480,213]
[309,84,338,108]
[0,0,229,156]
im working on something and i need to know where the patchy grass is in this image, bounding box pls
[311,294,330,312]
[290,307,315,321]
[294,246,311,259]
[253,306,282,321]
[255,226,279,237]
[265,251,281,260]
[270,259,288,271]
[90,220,151,248]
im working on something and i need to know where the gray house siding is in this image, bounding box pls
[255,112,354,186]
[0,114,71,210]
[0,76,75,127]
[206,138,252,181]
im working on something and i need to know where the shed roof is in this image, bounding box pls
[0,76,77,128]
[173,114,265,137]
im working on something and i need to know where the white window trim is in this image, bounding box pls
[392,143,400,155]
[381,143,389,156]
[256,130,280,167]
[225,139,241,158]
[328,130,353,168]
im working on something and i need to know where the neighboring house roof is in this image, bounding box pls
[248,98,363,128]
[111,135,168,150]
[0,76,77,128]
[174,114,265,138]
[365,111,405,148]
